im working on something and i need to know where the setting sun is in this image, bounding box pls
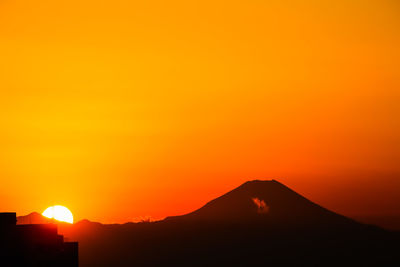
[42,205,74,224]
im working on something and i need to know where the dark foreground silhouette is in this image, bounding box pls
[0,212,78,267]
[20,180,400,266]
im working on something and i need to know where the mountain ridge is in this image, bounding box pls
[16,180,372,228]
[14,180,399,266]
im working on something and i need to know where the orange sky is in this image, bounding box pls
[0,0,399,223]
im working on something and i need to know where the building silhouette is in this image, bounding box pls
[0,212,78,267]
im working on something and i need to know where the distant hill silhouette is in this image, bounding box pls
[17,212,52,224]
[19,180,400,266]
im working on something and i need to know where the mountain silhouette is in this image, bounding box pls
[166,180,355,227]
[17,212,74,226]
[17,180,400,266]
[17,212,53,224]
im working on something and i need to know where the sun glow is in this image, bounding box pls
[42,205,74,224]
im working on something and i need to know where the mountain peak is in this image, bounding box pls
[167,180,355,226]
[239,179,284,189]
[241,179,275,185]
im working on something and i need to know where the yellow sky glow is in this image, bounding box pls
[0,0,399,223]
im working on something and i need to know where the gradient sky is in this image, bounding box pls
[0,0,399,223]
